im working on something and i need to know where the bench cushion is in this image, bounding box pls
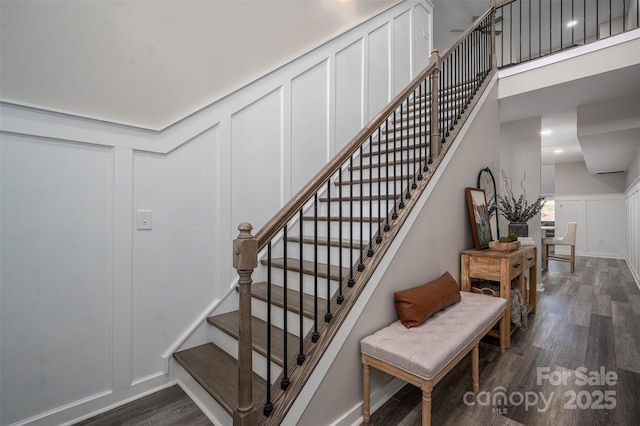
[361,292,506,380]
[394,271,461,328]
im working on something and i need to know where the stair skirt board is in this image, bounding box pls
[172,72,496,424]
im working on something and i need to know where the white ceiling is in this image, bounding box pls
[499,63,640,170]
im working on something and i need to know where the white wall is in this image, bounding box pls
[555,161,628,194]
[499,118,543,230]
[541,164,555,195]
[554,195,627,259]
[626,177,640,285]
[0,2,433,424]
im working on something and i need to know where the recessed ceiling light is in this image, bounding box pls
[540,130,552,135]
[567,20,578,27]
[554,149,564,154]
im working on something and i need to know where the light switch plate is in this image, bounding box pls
[136,210,152,230]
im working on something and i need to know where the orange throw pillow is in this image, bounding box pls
[394,271,461,328]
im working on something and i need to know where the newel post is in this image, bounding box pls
[490,0,497,69]
[429,49,441,159]
[233,222,258,426]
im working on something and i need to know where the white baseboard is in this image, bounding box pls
[330,378,406,426]
[11,374,170,426]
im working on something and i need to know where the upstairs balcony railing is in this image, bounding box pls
[496,0,640,67]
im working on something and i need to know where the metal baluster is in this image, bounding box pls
[411,90,417,190]
[561,0,564,50]
[368,134,375,256]
[510,3,513,64]
[420,77,433,172]
[550,0,553,53]
[609,0,611,38]
[399,104,405,209]
[376,127,383,244]
[325,180,332,322]
[529,0,532,60]
[413,82,427,180]
[519,0,522,63]
[264,242,273,416]
[392,111,398,220]
[281,227,290,390]
[384,117,391,232]
[312,194,319,343]
[297,209,305,365]
[596,0,599,39]
[358,145,365,272]
[540,0,542,58]
[348,157,355,287]
[337,169,344,305]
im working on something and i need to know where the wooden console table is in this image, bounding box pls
[460,245,537,348]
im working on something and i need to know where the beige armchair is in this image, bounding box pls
[542,222,577,272]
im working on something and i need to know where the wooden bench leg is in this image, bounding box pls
[499,313,506,355]
[421,382,433,426]
[472,343,479,394]
[362,361,371,423]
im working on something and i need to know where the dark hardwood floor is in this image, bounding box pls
[73,256,639,426]
[74,385,212,426]
[366,256,640,425]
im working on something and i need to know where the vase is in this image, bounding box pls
[508,222,528,237]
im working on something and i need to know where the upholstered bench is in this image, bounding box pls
[361,290,506,426]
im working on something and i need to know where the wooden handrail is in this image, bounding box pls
[254,4,496,249]
[255,62,437,249]
[439,7,494,61]
[495,0,517,9]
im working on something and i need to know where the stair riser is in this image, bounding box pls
[302,220,381,242]
[334,181,419,197]
[251,297,315,338]
[284,240,362,267]
[256,266,341,298]
[347,162,424,180]
[207,325,283,384]
[317,199,396,218]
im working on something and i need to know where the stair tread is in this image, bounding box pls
[286,235,365,250]
[250,281,317,318]
[319,194,398,201]
[349,157,429,170]
[362,143,430,157]
[263,257,349,281]
[174,342,266,415]
[302,215,384,223]
[336,174,417,185]
[208,311,300,368]
[374,130,430,144]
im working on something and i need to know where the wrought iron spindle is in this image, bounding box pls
[399,103,405,209]
[312,194,319,343]
[281,227,290,390]
[358,145,365,272]
[264,242,273,416]
[348,157,355,286]
[297,209,305,365]
[337,169,344,304]
[368,134,374,256]
[384,117,391,231]
[392,110,398,220]
[325,180,332,322]
[376,127,383,244]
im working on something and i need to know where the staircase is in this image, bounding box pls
[173,10,496,426]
